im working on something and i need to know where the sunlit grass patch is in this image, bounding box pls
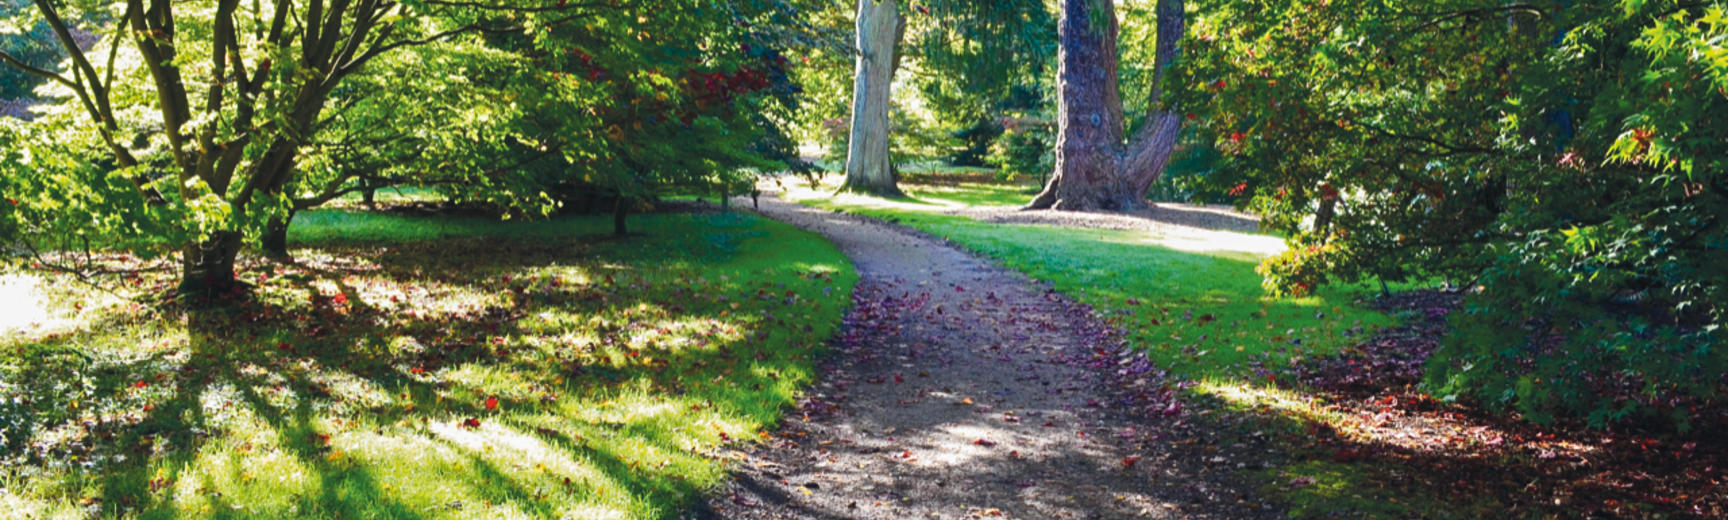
[0,211,855,519]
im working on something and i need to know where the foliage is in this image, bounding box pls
[1145,128,1232,203]
[1184,0,1728,427]
[985,117,1054,183]
[1255,240,1351,299]
[0,0,828,292]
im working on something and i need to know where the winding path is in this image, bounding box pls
[697,192,1277,520]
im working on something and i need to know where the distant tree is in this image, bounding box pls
[839,0,1053,196]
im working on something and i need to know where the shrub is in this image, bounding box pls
[1430,274,1726,430]
[986,118,1054,183]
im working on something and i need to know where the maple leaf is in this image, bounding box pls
[485,396,499,411]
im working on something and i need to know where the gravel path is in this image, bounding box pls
[696,192,1279,520]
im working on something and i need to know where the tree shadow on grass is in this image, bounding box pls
[1,219,850,519]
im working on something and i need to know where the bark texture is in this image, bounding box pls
[840,0,906,197]
[262,212,294,259]
[179,230,244,301]
[1027,0,1185,211]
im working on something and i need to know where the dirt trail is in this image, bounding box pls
[697,192,1279,520]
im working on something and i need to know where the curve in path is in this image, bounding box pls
[698,193,1278,520]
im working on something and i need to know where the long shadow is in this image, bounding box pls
[1142,203,1265,233]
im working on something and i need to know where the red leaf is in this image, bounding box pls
[485,396,499,411]
[1122,455,1141,468]
[462,417,481,429]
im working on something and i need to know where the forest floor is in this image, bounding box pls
[699,190,1280,519]
[743,175,1727,519]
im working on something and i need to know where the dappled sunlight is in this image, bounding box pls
[424,419,635,515]
[0,488,80,519]
[0,274,52,334]
[0,211,857,518]
[1196,378,1582,461]
[1196,379,1343,428]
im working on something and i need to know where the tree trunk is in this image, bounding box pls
[840,0,906,197]
[179,230,244,302]
[262,211,294,260]
[1314,196,1338,236]
[1027,0,1185,212]
[613,195,629,236]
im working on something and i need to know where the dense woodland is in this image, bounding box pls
[1,0,1724,518]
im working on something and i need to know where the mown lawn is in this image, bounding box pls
[0,209,855,519]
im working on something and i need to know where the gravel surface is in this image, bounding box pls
[695,192,1281,520]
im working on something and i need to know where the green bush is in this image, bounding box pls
[1430,266,1726,430]
[1256,239,1349,298]
[985,121,1053,183]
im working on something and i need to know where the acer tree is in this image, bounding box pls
[0,0,628,300]
[1,0,818,300]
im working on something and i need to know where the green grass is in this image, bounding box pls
[897,182,1038,208]
[1,210,856,519]
[327,186,445,205]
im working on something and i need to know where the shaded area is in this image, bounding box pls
[1189,291,1728,519]
[0,211,856,519]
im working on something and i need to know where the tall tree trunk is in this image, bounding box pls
[179,230,244,302]
[1027,0,1185,212]
[840,0,906,197]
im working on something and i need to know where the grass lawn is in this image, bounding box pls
[0,209,856,519]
